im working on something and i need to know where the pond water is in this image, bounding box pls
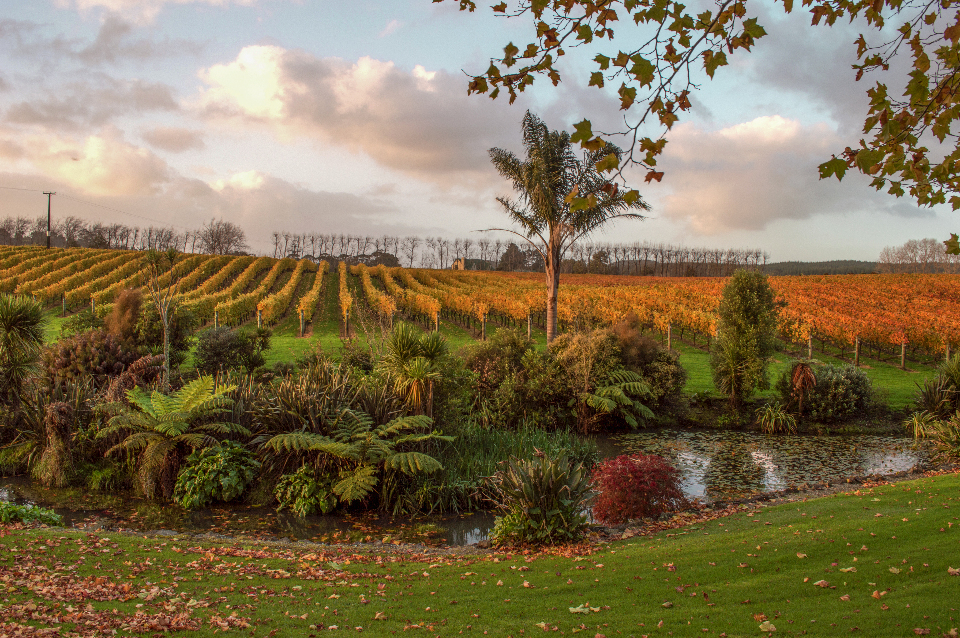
[611,429,933,501]
[0,429,933,546]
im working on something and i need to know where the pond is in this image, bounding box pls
[0,429,933,546]
[609,428,934,502]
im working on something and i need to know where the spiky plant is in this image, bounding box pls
[377,323,449,417]
[98,376,248,500]
[789,361,817,418]
[0,294,46,412]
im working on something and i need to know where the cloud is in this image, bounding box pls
[29,127,171,196]
[379,19,402,38]
[5,78,178,131]
[652,115,930,234]
[55,0,259,23]
[195,45,521,183]
[141,126,205,152]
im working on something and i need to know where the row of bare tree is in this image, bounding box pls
[271,231,767,276]
[0,216,248,256]
[877,238,960,273]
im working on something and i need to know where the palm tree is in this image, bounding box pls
[0,294,47,411]
[377,323,448,417]
[489,111,650,342]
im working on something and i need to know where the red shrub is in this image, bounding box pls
[591,454,686,524]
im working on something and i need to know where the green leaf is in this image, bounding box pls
[819,157,848,181]
[594,53,611,70]
[595,153,620,173]
[570,119,594,146]
[945,233,960,255]
[589,71,605,87]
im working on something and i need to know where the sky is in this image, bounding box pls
[0,0,955,261]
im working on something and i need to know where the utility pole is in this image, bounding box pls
[42,191,55,249]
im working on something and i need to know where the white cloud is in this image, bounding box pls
[141,126,205,152]
[195,46,522,183]
[378,19,402,38]
[30,127,170,196]
[212,169,264,191]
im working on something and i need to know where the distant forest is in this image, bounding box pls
[763,260,878,276]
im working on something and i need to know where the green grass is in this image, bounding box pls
[2,472,958,636]
[671,338,936,411]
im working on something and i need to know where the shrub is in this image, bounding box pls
[133,302,198,371]
[710,270,781,409]
[489,454,592,547]
[590,454,686,525]
[0,501,63,526]
[611,314,687,404]
[43,329,140,389]
[905,411,960,461]
[105,288,142,344]
[59,309,104,338]
[173,441,260,510]
[33,402,74,488]
[776,363,873,422]
[194,326,271,376]
[462,328,535,394]
[755,402,798,434]
[274,465,338,517]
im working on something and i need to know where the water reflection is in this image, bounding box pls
[616,429,932,501]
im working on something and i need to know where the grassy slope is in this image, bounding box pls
[2,472,958,636]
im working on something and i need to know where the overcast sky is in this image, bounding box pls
[0,0,954,261]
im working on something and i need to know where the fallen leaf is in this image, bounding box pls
[889,567,901,574]
[814,580,830,588]
[662,602,673,608]
[840,567,857,573]
[840,595,850,601]
[796,553,807,559]
[759,620,777,633]
[948,567,960,576]
[913,629,930,635]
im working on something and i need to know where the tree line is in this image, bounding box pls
[877,238,960,274]
[0,215,248,256]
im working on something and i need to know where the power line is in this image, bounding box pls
[0,185,191,232]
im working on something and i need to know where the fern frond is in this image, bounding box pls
[333,464,379,503]
[386,451,443,475]
[264,432,354,458]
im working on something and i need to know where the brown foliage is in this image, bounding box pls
[105,288,142,343]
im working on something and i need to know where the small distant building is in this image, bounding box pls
[452,258,465,270]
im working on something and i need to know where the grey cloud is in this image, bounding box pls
[141,126,205,152]
[652,117,928,235]
[6,77,177,131]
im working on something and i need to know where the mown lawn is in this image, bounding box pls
[2,472,958,637]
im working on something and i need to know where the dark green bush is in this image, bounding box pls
[776,363,874,422]
[611,315,687,405]
[133,303,198,371]
[489,454,592,547]
[194,326,271,375]
[274,465,338,517]
[173,441,260,510]
[60,309,104,338]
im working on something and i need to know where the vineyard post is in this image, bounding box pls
[214,310,219,329]
[527,313,532,340]
[299,309,304,337]
[90,297,95,316]
[257,309,262,329]
[854,337,861,367]
[61,294,65,317]
[666,323,672,351]
[481,315,487,341]
[345,308,350,338]
[807,335,813,359]
[900,342,907,370]
[435,311,440,332]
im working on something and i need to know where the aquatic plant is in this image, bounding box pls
[755,402,798,435]
[174,441,260,510]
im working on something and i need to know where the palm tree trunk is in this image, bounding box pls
[545,260,560,343]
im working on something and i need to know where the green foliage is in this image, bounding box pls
[0,294,47,409]
[489,454,592,547]
[133,302,198,371]
[274,464,338,517]
[99,376,247,500]
[392,424,598,515]
[194,326,272,376]
[59,309,103,338]
[611,315,687,406]
[754,402,798,435]
[914,355,960,418]
[906,411,960,461]
[551,328,653,432]
[85,463,130,492]
[173,441,260,510]
[378,323,449,417]
[0,501,62,526]
[263,411,452,509]
[710,270,781,409]
[776,363,874,422]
